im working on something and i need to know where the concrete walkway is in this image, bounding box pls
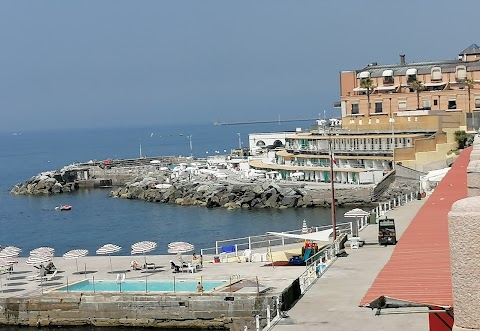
[271,198,429,331]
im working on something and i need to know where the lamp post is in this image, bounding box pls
[389,117,395,170]
[328,133,337,241]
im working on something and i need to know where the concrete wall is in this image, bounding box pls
[0,292,274,329]
[449,135,480,331]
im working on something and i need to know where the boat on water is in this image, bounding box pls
[55,205,72,211]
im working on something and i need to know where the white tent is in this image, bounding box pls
[266,228,333,242]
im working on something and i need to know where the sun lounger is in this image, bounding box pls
[36,270,58,282]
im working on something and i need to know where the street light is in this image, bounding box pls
[389,116,395,170]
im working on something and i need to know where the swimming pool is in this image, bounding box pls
[58,279,227,293]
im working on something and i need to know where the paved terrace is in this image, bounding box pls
[0,244,310,298]
[271,198,430,331]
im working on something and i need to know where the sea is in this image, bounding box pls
[0,122,361,330]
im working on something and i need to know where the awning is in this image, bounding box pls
[423,82,446,87]
[357,71,370,79]
[406,68,417,76]
[353,87,368,92]
[375,85,398,91]
[382,69,393,77]
[266,228,333,242]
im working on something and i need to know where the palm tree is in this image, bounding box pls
[464,77,476,113]
[360,78,375,115]
[410,79,424,110]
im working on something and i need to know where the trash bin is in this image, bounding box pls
[214,256,220,263]
[369,213,377,224]
[417,192,422,200]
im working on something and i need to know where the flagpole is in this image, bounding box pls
[329,134,337,241]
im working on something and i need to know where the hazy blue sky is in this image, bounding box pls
[1,1,479,131]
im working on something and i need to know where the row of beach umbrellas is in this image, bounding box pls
[1,241,195,273]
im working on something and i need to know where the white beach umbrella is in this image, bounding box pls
[344,208,370,218]
[25,254,52,266]
[301,220,309,234]
[167,241,194,253]
[96,244,122,272]
[30,247,54,257]
[0,247,21,259]
[63,249,89,272]
[167,242,195,265]
[131,241,157,265]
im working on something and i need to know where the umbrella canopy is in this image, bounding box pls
[344,208,371,218]
[131,241,157,255]
[301,220,309,234]
[0,247,21,259]
[131,241,157,265]
[96,244,122,272]
[25,254,52,266]
[167,241,194,254]
[30,247,54,257]
[63,249,89,272]
[96,244,121,255]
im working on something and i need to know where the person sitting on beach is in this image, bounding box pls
[45,261,56,274]
[192,253,199,262]
[197,281,204,293]
[170,261,180,273]
[131,260,141,270]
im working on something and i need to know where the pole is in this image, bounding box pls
[189,135,193,157]
[329,135,337,241]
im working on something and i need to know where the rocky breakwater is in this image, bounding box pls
[10,171,79,195]
[110,177,375,209]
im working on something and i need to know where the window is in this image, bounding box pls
[475,97,480,109]
[406,68,417,83]
[256,140,265,147]
[422,99,431,110]
[383,76,394,85]
[456,66,467,81]
[351,103,359,114]
[398,100,407,109]
[434,99,438,106]
[375,102,383,113]
[448,99,457,109]
[431,67,442,81]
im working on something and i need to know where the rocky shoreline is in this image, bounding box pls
[10,165,420,209]
[110,177,378,209]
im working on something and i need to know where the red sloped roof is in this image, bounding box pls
[360,147,471,308]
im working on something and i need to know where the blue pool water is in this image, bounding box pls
[58,279,227,293]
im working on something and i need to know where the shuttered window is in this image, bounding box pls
[431,67,442,81]
[456,66,467,81]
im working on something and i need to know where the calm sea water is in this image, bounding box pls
[0,122,354,257]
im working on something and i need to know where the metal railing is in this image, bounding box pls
[199,222,351,258]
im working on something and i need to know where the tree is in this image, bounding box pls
[410,80,425,110]
[454,130,468,149]
[360,78,375,115]
[464,77,476,113]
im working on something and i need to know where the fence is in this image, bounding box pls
[59,274,253,294]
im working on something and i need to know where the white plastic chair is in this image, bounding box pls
[243,249,252,262]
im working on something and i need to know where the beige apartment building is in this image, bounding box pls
[340,44,480,132]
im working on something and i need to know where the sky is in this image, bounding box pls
[1,0,479,131]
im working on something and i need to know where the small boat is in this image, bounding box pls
[59,205,72,211]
